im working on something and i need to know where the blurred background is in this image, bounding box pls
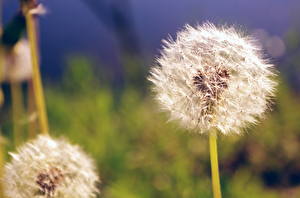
[1,0,300,197]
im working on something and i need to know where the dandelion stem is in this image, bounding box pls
[0,4,4,107]
[24,4,49,135]
[11,82,24,146]
[27,79,37,138]
[209,130,222,198]
[0,2,5,196]
[0,135,5,198]
[0,88,3,107]
[0,48,4,107]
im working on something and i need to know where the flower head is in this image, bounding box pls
[1,39,32,82]
[148,23,277,134]
[4,135,99,198]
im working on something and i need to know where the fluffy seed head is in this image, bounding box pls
[148,23,277,134]
[4,135,100,198]
[0,39,32,82]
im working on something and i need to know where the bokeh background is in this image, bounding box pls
[2,0,300,197]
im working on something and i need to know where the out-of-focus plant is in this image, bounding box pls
[0,10,28,146]
[1,1,100,197]
[82,0,147,92]
[21,0,49,135]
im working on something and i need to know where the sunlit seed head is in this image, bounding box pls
[148,22,277,134]
[1,39,32,83]
[4,135,100,198]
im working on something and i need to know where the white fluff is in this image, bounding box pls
[148,23,277,134]
[1,39,33,82]
[3,135,100,198]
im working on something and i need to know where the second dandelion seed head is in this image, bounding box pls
[4,135,100,198]
[1,39,33,83]
[148,23,277,134]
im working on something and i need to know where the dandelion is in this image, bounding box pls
[1,39,32,83]
[0,39,32,145]
[149,23,276,134]
[4,135,100,198]
[148,22,277,198]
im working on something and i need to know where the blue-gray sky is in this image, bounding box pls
[3,0,300,78]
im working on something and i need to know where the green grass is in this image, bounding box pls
[4,57,300,197]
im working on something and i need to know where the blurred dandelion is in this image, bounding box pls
[4,135,100,198]
[251,29,286,58]
[1,39,32,83]
[0,39,32,145]
[1,1,101,198]
[148,22,277,198]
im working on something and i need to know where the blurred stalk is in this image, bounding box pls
[0,2,4,198]
[0,0,3,107]
[22,1,49,135]
[0,0,2,28]
[11,82,24,146]
[209,130,222,198]
[0,135,5,198]
[83,0,140,55]
[82,0,146,94]
[27,79,37,138]
[0,49,4,107]
[1,12,26,48]
[0,88,3,107]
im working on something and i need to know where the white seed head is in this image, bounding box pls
[3,135,100,198]
[148,23,277,134]
[1,39,33,82]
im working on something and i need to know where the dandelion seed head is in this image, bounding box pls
[1,39,32,82]
[148,22,277,134]
[4,135,100,198]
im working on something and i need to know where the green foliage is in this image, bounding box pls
[62,56,96,93]
[43,60,300,197]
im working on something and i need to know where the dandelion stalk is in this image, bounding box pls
[148,22,277,198]
[23,2,49,135]
[27,79,37,138]
[11,82,24,146]
[209,130,222,198]
[0,52,4,107]
[0,2,4,107]
[0,88,3,106]
[0,135,5,198]
[0,3,4,197]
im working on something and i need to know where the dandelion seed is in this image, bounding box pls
[148,22,277,134]
[4,135,100,198]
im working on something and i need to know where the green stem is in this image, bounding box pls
[0,88,3,107]
[24,4,49,135]
[0,48,4,107]
[0,3,5,197]
[0,135,5,198]
[27,79,37,138]
[11,82,24,146]
[209,130,222,198]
